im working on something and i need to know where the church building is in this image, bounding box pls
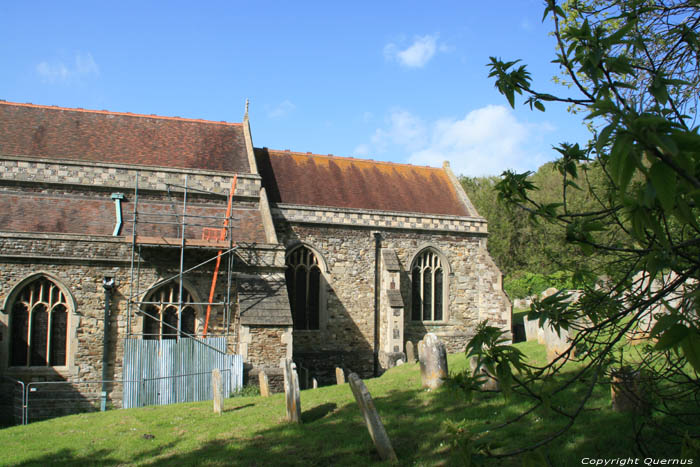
[0,100,510,422]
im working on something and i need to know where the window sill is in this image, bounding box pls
[407,321,451,326]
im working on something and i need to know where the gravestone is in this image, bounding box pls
[419,333,448,390]
[283,359,302,423]
[523,316,543,343]
[348,373,398,463]
[258,370,270,398]
[611,367,648,414]
[312,377,318,389]
[469,357,499,391]
[544,324,574,363]
[335,367,346,385]
[212,369,223,414]
[405,341,417,363]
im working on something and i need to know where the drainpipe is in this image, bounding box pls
[373,232,381,376]
[101,277,115,412]
[111,193,125,236]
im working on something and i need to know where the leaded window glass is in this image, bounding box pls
[142,283,197,340]
[286,246,321,330]
[411,250,445,322]
[10,277,70,367]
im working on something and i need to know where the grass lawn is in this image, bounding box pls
[0,341,692,466]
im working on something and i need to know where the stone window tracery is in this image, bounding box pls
[10,277,69,367]
[142,283,197,340]
[285,245,321,330]
[411,249,445,322]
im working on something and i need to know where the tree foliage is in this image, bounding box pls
[464,0,700,459]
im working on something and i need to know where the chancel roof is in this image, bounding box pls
[255,148,472,217]
[0,101,250,173]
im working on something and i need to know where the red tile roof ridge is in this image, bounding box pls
[263,148,443,171]
[0,100,242,127]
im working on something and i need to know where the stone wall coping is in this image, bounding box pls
[0,231,285,250]
[272,203,487,224]
[0,153,263,181]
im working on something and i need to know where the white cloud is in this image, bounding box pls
[357,106,554,177]
[36,52,99,83]
[371,109,427,152]
[384,34,442,68]
[268,100,295,119]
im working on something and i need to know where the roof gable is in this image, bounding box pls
[255,148,472,217]
[0,101,250,173]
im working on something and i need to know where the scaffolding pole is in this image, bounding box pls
[126,172,239,342]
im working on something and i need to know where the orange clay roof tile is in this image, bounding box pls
[0,101,249,173]
[255,148,471,217]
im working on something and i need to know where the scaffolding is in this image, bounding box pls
[124,173,241,348]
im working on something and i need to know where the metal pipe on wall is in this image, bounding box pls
[101,277,115,411]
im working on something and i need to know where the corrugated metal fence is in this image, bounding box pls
[123,338,243,409]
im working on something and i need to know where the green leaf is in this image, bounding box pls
[596,121,617,154]
[650,314,678,338]
[654,324,690,351]
[649,162,676,211]
[681,332,700,372]
[534,100,545,112]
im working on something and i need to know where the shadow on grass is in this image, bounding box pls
[8,364,693,466]
[224,403,255,413]
[302,402,337,423]
[13,440,182,467]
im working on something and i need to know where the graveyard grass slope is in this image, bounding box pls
[0,342,682,466]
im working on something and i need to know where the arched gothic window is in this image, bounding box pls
[411,249,445,322]
[142,282,197,340]
[285,246,321,330]
[10,277,70,367]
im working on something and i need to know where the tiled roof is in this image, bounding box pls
[255,148,471,217]
[0,101,250,173]
[0,192,267,243]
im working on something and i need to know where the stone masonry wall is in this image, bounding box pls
[0,236,283,423]
[274,219,511,382]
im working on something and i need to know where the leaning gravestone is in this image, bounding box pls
[469,357,500,391]
[348,373,398,463]
[405,341,417,363]
[212,369,223,414]
[283,359,302,423]
[258,370,270,398]
[419,333,448,390]
[335,367,346,385]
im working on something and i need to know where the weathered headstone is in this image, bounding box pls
[348,373,398,463]
[212,369,223,414]
[611,367,648,413]
[405,341,417,363]
[544,324,574,363]
[335,367,346,385]
[523,316,543,343]
[258,370,270,398]
[469,357,499,391]
[312,377,318,389]
[283,359,302,423]
[419,333,448,390]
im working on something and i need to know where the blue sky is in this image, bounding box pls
[1,1,591,177]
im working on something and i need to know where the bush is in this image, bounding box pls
[504,270,582,299]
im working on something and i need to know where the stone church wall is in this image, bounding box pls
[273,216,511,384]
